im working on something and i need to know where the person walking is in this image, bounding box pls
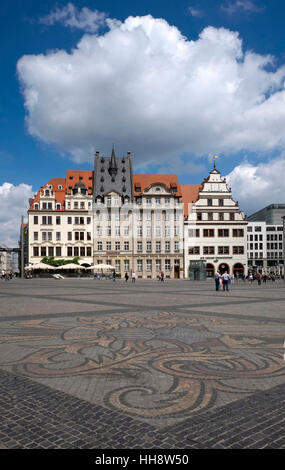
[131,272,136,283]
[249,273,253,284]
[160,271,164,282]
[215,270,221,291]
[222,271,230,291]
[125,272,129,283]
[258,272,262,285]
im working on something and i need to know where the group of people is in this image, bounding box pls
[214,270,233,291]
[1,270,13,281]
[124,272,136,283]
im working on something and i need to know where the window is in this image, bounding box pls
[203,229,214,237]
[156,197,161,205]
[188,229,200,237]
[255,226,262,232]
[107,196,112,206]
[87,217,91,224]
[68,232,72,241]
[156,241,161,252]
[80,247,85,256]
[124,242,129,251]
[218,246,229,254]
[80,202,85,209]
[146,259,152,271]
[124,226,129,236]
[137,260,143,272]
[156,226,161,237]
[165,241,170,251]
[124,260,129,272]
[230,213,235,221]
[87,247,92,257]
[137,226,142,237]
[106,242,111,250]
[97,226,102,236]
[115,226,120,236]
[219,213,224,221]
[56,216,61,225]
[115,242,120,251]
[67,247,72,257]
[146,197,152,205]
[34,216,38,224]
[75,232,79,241]
[165,259,171,271]
[188,246,200,255]
[146,241,152,251]
[208,213,213,221]
[42,232,47,241]
[80,232,84,241]
[219,199,224,206]
[114,197,119,206]
[74,202,78,209]
[203,246,215,255]
[218,229,229,237]
[56,232,61,241]
[174,226,179,236]
[48,203,52,210]
[165,197,170,205]
[87,232,91,241]
[165,226,170,237]
[115,260,121,272]
[197,212,202,221]
[207,199,213,206]
[156,259,161,271]
[56,247,62,257]
[41,247,46,257]
[74,247,79,257]
[146,226,152,237]
[106,227,111,236]
[48,247,54,257]
[247,226,252,232]
[174,241,179,252]
[137,241,142,251]
[233,229,244,237]
[97,242,103,251]
[33,232,38,241]
[33,247,39,257]
[68,217,72,224]
[233,246,244,254]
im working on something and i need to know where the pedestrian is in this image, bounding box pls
[132,272,136,283]
[258,272,262,285]
[160,271,164,282]
[221,271,230,291]
[1,269,5,281]
[249,273,253,284]
[125,272,129,283]
[215,270,221,291]
[112,271,116,282]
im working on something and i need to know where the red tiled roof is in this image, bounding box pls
[180,184,202,219]
[65,170,94,195]
[133,174,182,197]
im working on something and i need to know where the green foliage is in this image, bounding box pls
[41,256,80,267]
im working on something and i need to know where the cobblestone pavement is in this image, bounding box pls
[0,278,284,449]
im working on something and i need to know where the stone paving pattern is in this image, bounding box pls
[0,278,284,449]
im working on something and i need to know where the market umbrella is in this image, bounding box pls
[94,263,113,270]
[59,263,84,270]
[28,263,55,270]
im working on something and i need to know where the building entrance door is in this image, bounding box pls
[174,265,180,279]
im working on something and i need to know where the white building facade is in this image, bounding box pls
[184,166,248,279]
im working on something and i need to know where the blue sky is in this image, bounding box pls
[1,0,285,245]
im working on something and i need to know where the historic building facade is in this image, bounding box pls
[27,150,247,279]
[182,165,248,279]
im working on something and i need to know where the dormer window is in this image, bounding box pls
[45,190,50,196]
[34,203,39,210]
[56,203,61,210]
[58,185,62,190]
[135,185,141,192]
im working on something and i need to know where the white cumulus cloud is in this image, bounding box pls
[225,156,285,215]
[39,2,108,33]
[17,15,285,168]
[0,183,34,247]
